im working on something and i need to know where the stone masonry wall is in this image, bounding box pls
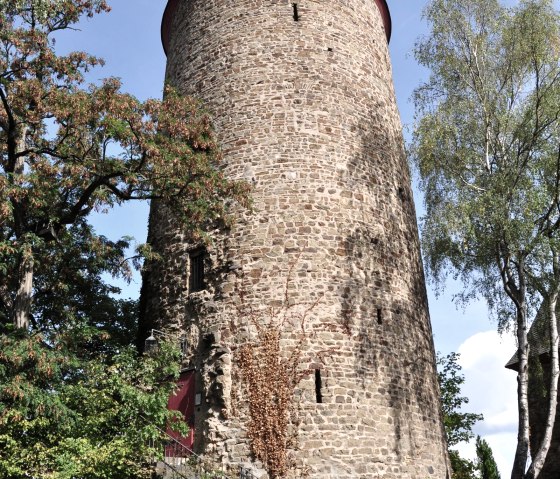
[141,1,451,477]
[528,357,560,479]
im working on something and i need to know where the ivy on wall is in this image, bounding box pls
[234,275,320,478]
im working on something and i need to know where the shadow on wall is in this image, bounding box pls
[337,106,442,463]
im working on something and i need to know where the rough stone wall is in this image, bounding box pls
[141,0,450,477]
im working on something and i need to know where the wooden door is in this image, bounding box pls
[166,369,195,455]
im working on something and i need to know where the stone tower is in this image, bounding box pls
[140,1,450,478]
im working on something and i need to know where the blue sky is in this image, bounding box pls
[54,1,528,474]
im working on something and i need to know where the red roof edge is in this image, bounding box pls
[161,0,179,56]
[374,0,392,43]
[161,0,392,56]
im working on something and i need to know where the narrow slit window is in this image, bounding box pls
[377,308,383,325]
[189,249,206,293]
[292,3,299,21]
[315,369,323,403]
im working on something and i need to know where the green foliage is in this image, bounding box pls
[412,0,560,328]
[414,2,560,475]
[437,352,483,447]
[1,219,136,337]
[0,327,185,479]
[448,440,502,479]
[437,353,495,479]
[477,436,501,479]
[449,450,478,479]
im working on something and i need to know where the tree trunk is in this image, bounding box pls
[526,289,560,479]
[13,255,33,329]
[511,313,530,479]
[511,261,530,479]
[10,125,33,329]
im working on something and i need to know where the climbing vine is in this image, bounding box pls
[235,278,320,478]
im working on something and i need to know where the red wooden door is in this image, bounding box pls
[166,370,195,455]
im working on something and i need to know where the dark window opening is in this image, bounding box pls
[292,3,299,21]
[189,249,206,292]
[315,369,323,403]
[377,308,383,325]
[327,47,333,52]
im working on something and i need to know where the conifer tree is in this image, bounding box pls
[477,436,501,479]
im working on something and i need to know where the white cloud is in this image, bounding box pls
[485,432,518,479]
[457,330,516,370]
[454,330,518,477]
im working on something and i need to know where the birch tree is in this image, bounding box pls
[412,1,560,478]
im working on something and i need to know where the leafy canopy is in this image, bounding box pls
[0,329,185,479]
[437,352,483,447]
[0,0,248,326]
[414,2,560,477]
[412,0,560,328]
[437,353,501,479]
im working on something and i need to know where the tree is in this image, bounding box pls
[0,331,184,479]
[448,451,478,479]
[437,352,483,479]
[438,352,483,447]
[0,0,248,330]
[477,436,501,479]
[412,1,560,477]
[0,1,248,477]
[437,354,502,479]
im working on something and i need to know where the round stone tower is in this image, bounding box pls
[141,1,450,478]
